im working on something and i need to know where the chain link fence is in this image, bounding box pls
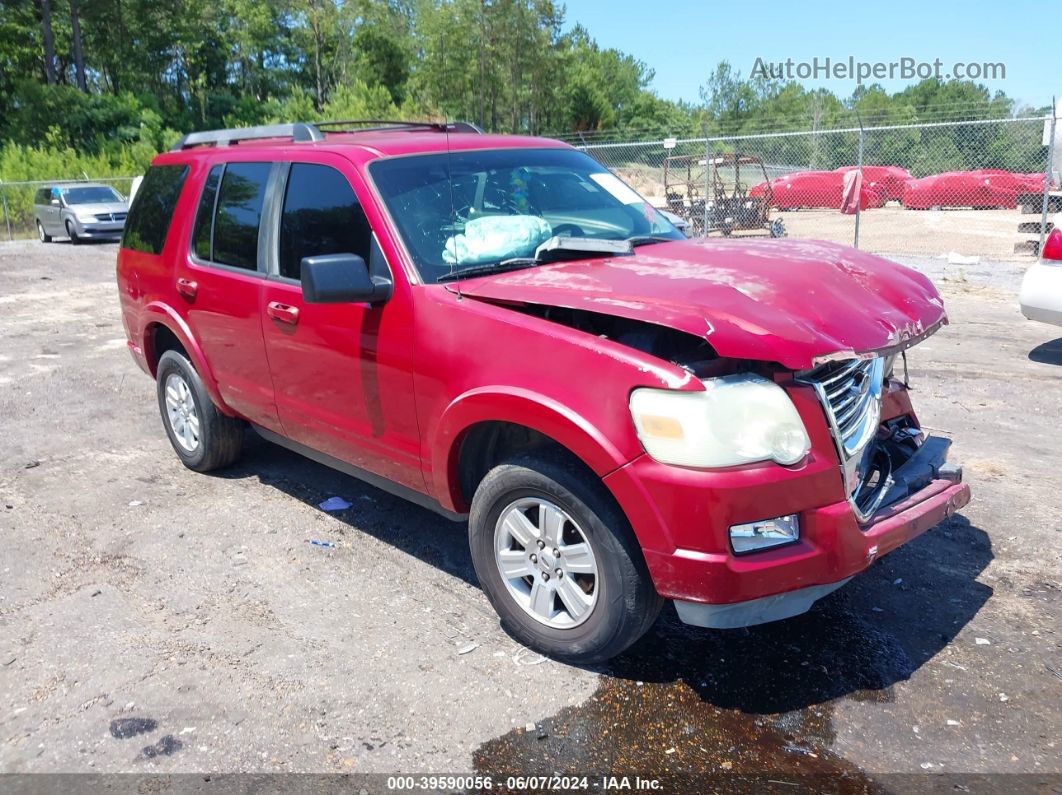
[2,115,1058,258]
[561,114,1060,262]
[0,176,136,241]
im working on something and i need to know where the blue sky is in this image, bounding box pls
[564,0,1054,110]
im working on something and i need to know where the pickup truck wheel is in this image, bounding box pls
[156,350,243,472]
[469,452,663,664]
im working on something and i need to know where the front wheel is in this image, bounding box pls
[469,452,663,664]
[65,220,80,245]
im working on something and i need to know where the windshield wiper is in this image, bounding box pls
[498,235,634,267]
[438,236,635,283]
[627,234,677,247]
[437,260,536,282]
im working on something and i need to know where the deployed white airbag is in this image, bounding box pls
[442,215,552,266]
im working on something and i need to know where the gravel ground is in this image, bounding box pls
[0,240,1059,787]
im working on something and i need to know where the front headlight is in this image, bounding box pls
[629,373,811,468]
[76,213,97,223]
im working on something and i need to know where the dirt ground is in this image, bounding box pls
[0,240,1059,788]
[771,205,1034,262]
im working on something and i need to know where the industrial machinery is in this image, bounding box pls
[663,152,785,238]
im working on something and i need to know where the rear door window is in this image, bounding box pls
[122,164,189,255]
[278,163,372,280]
[211,162,271,270]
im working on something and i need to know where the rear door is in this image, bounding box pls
[180,160,280,431]
[258,157,422,491]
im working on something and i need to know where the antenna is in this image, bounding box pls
[443,117,461,298]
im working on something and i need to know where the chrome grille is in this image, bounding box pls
[800,357,886,519]
[813,358,883,454]
[94,212,127,222]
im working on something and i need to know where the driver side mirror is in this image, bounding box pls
[301,253,393,304]
[50,198,60,206]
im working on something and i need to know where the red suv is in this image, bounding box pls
[116,121,970,663]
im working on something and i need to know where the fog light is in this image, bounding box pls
[730,514,800,554]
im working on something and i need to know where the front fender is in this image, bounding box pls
[430,386,636,512]
[139,302,234,415]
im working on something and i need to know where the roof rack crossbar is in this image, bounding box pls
[314,119,440,130]
[172,122,325,151]
[315,119,484,134]
[171,119,484,151]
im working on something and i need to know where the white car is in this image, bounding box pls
[1020,215,1062,327]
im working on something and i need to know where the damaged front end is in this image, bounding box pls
[798,352,962,523]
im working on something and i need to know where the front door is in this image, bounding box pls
[259,159,422,491]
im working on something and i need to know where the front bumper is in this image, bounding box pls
[71,219,124,238]
[674,577,852,629]
[1020,260,1062,327]
[605,434,970,626]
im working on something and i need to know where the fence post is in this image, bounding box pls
[1038,100,1057,257]
[0,182,12,242]
[702,138,711,235]
[853,117,865,249]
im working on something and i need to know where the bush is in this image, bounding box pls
[1,81,174,154]
[0,141,159,236]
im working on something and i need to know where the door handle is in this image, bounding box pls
[267,301,299,325]
[176,278,198,299]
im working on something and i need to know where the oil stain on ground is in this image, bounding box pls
[475,517,992,790]
[474,593,918,792]
[109,716,158,739]
[139,734,183,760]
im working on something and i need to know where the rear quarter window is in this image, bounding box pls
[122,164,189,255]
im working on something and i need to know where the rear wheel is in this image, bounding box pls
[37,220,51,243]
[156,350,243,472]
[469,452,663,664]
[65,220,80,245]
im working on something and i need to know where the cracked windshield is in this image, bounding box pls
[370,148,683,282]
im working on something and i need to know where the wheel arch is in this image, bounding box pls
[432,387,634,513]
[140,304,234,415]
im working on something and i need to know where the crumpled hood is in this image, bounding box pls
[457,237,946,370]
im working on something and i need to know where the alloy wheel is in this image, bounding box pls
[493,497,599,628]
[164,372,200,452]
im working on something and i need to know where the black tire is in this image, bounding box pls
[37,220,51,243]
[156,350,244,472]
[469,451,663,664]
[65,220,80,245]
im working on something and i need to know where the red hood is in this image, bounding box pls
[457,238,946,370]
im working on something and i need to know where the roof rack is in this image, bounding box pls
[172,123,324,150]
[171,119,483,150]
[314,119,484,134]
